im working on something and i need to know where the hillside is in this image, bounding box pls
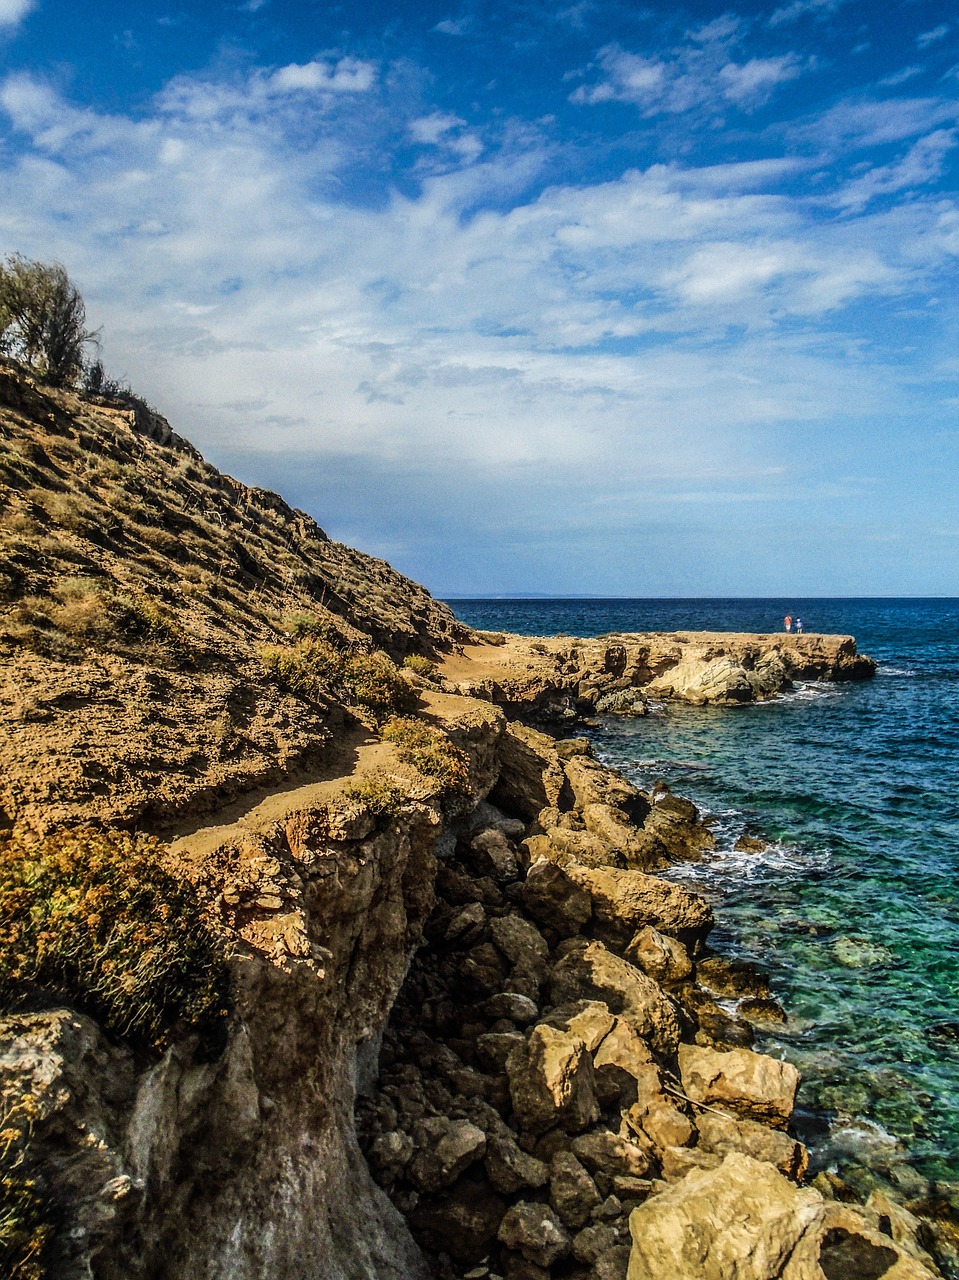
[0,361,470,834]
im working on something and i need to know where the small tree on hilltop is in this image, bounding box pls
[0,254,99,386]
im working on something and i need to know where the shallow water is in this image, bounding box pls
[446,598,959,1183]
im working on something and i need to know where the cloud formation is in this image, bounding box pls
[1,2,957,593]
[0,0,33,29]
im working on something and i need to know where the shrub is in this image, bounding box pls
[340,771,410,817]
[342,652,417,719]
[381,717,471,794]
[0,256,99,387]
[0,828,230,1053]
[284,612,344,645]
[0,1100,52,1280]
[260,641,416,719]
[402,654,438,680]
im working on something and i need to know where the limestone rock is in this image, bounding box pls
[521,859,592,938]
[498,1201,573,1268]
[482,992,540,1025]
[572,1130,651,1180]
[549,941,681,1057]
[626,1153,822,1279]
[678,1044,799,1129]
[563,756,649,823]
[562,865,713,952]
[695,1112,808,1182]
[409,1119,488,1191]
[506,1024,600,1135]
[573,1222,628,1264]
[659,1145,723,1181]
[547,1001,617,1053]
[485,1133,549,1195]
[550,1151,603,1229]
[625,926,692,984]
[493,723,570,819]
[470,827,521,883]
[490,914,550,975]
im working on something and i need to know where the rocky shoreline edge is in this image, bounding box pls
[9,626,958,1280]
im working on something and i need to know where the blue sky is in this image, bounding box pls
[1,0,958,596]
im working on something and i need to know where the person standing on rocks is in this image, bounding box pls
[784,615,792,632]
[795,617,804,634]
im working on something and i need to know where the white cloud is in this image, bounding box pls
[917,24,949,49]
[433,16,472,36]
[0,0,33,29]
[718,55,803,107]
[268,58,376,94]
[768,0,842,27]
[572,31,807,115]
[0,58,957,592]
[837,129,957,209]
[879,67,922,88]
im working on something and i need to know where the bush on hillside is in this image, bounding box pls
[402,654,438,680]
[260,640,417,719]
[381,717,470,794]
[0,257,99,387]
[0,828,230,1053]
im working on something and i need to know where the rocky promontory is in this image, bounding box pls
[3,360,949,1280]
[441,630,875,722]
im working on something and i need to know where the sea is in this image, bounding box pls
[443,597,959,1196]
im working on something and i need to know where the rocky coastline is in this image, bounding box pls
[1,362,951,1280]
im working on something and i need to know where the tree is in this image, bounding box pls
[0,255,99,386]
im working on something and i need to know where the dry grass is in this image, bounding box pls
[381,717,470,793]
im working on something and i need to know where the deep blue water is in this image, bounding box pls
[446,598,959,1188]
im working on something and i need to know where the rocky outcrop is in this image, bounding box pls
[626,1154,939,1280]
[441,631,876,720]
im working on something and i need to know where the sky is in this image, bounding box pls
[1,0,958,597]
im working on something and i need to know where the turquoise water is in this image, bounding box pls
[445,599,959,1186]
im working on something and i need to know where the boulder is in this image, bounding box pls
[562,865,713,952]
[547,1001,617,1053]
[678,1044,799,1130]
[549,941,681,1057]
[642,789,715,861]
[482,992,540,1026]
[506,1024,600,1135]
[549,1151,603,1229]
[572,1130,651,1180]
[409,1119,488,1191]
[696,956,770,1000]
[477,1031,526,1072]
[521,859,592,938]
[626,1153,821,1279]
[625,926,693,984]
[470,827,520,883]
[573,1222,629,1265]
[498,1201,572,1268]
[410,1173,507,1263]
[485,1133,550,1195]
[563,756,650,823]
[659,1145,723,1181]
[581,804,662,871]
[625,1093,695,1154]
[493,723,570,820]
[490,914,550,979]
[695,1112,808,1182]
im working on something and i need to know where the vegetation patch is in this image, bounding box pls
[402,654,438,680]
[0,1100,52,1280]
[260,639,417,719]
[0,828,230,1054]
[381,717,471,794]
[340,771,410,817]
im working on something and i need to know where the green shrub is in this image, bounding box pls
[342,653,417,719]
[340,772,409,817]
[0,256,98,387]
[0,1100,51,1280]
[284,612,344,645]
[381,717,470,794]
[402,654,438,680]
[0,828,230,1053]
[260,639,416,719]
